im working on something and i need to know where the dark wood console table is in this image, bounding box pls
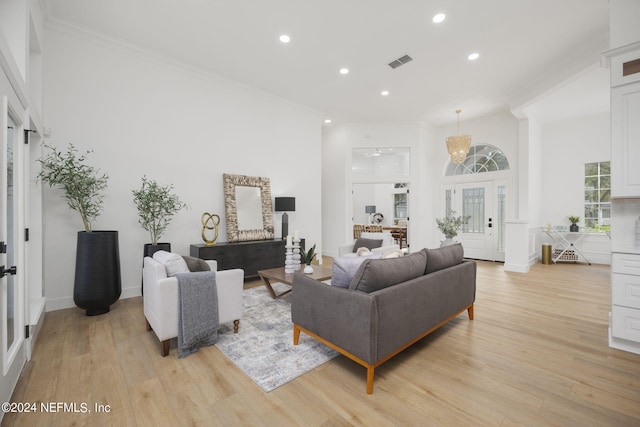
[191,239,302,279]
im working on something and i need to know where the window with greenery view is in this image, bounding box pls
[584,161,610,232]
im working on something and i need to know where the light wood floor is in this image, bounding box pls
[3,261,640,426]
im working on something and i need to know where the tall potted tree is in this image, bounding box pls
[132,176,187,260]
[38,143,120,316]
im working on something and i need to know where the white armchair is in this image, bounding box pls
[143,256,244,356]
[338,231,400,256]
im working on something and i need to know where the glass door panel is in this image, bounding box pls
[5,115,14,350]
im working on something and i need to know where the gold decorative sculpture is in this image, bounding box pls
[201,212,220,246]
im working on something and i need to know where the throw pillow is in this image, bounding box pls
[352,238,383,253]
[153,250,190,276]
[360,231,395,247]
[349,249,427,293]
[331,253,382,288]
[182,255,211,272]
[425,243,464,274]
[356,247,372,256]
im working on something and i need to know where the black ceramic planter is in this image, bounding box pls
[570,224,579,232]
[74,231,122,316]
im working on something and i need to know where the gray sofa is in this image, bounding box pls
[291,244,476,394]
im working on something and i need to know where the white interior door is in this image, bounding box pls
[447,181,507,262]
[0,97,25,408]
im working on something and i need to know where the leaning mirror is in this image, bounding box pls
[223,173,274,242]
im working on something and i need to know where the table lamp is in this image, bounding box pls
[275,197,296,239]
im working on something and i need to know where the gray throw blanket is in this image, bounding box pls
[176,271,219,358]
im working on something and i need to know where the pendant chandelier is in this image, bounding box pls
[446,109,472,164]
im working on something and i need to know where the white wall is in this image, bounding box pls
[541,112,610,226]
[42,23,323,311]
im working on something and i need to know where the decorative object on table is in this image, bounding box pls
[38,143,120,316]
[292,232,301,271]
[284,235,295,274]
[201,212,221,246]
[568,215,580,232]
[446,109,472,164]
[435,208,470,247]
[223,173,274,242]
[365,205,376,224]
[300,243,317,274]
[275,197,295,239]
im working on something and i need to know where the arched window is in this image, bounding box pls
[446,144,510,176]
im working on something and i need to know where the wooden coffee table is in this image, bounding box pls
[257,265,332,299]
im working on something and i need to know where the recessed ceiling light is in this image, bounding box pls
[279,34,290,44]
[339,68,349,75]
[432,13,446,23]
[468,52,480,61]
[324,119,332,124]
[381,90,390,96]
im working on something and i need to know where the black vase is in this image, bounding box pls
[74,231,122,316]
[570,224,579,232]
[141,243,171,294]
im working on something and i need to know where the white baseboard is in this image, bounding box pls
[45,285,141,312]
[504,263,530,273]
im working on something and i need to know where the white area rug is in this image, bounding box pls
[215,282,338,392]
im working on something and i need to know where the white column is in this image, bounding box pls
[504,219,530,273]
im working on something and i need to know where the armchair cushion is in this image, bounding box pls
[153,250,189,276]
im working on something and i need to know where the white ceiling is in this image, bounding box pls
[44,0,610,126]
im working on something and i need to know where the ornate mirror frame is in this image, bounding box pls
[223,173,274,242]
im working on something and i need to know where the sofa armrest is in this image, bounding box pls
[291,272,378,363]
[205,259,218,271]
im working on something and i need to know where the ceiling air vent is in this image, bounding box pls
[388,54,413,69]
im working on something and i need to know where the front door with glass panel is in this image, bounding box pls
[1,100,25,404]
[445,181,506,262]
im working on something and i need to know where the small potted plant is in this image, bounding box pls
[435,209,470,247]
[132,176,188,258]
[300,243,317,274]
[568,215,580,232]
[38,143,120,316]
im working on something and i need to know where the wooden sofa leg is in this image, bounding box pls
[145,318,152,332]
[161,340,170,357]
[366,366,375,394]
[233,319,240,333]
[293,325,301,345]
[467,304,474,320]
